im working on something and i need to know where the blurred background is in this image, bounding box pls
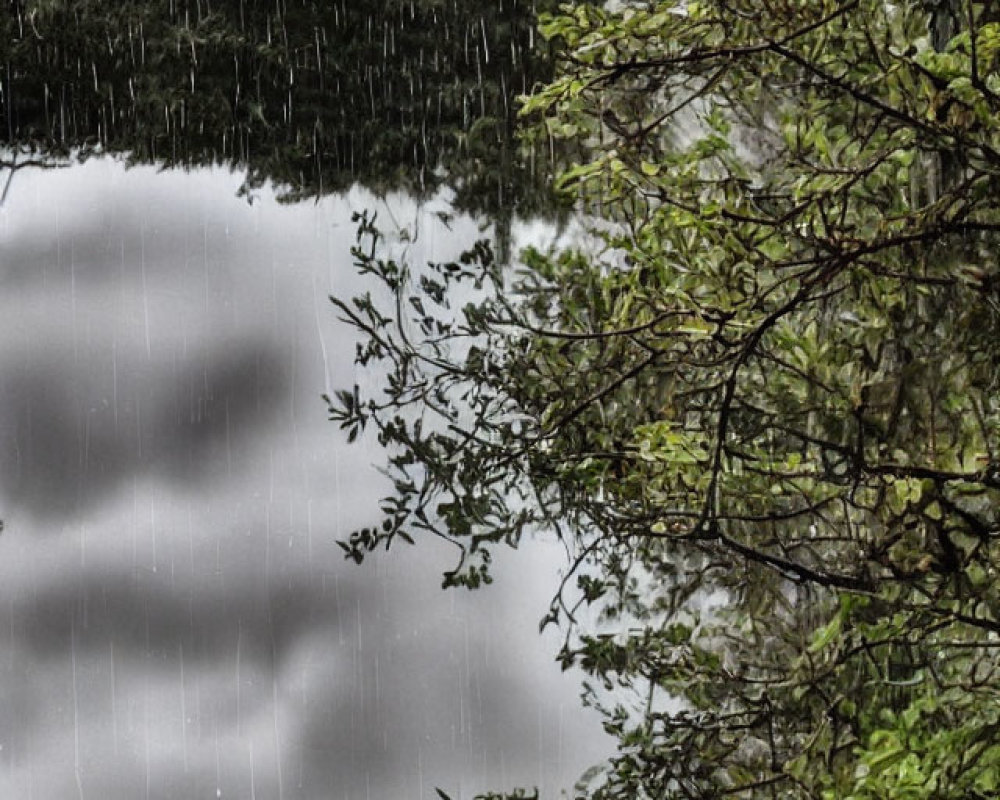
[0,160,607,800]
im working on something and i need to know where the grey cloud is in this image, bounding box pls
[0,341,288,519]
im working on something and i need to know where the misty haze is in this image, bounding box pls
[0,161,607,799]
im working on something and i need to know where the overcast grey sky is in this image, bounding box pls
[0,160,607,800]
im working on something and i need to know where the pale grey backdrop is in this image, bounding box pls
[0,160,607,800]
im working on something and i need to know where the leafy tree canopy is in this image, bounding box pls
[1,0,560,224]
[332,0,1000,797]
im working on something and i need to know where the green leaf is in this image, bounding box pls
[809,614,842,653]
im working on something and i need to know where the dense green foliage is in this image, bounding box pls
[332,0,1000,797]
[1,0,558,222]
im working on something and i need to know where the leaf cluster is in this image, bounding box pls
[335,1,1000,797]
